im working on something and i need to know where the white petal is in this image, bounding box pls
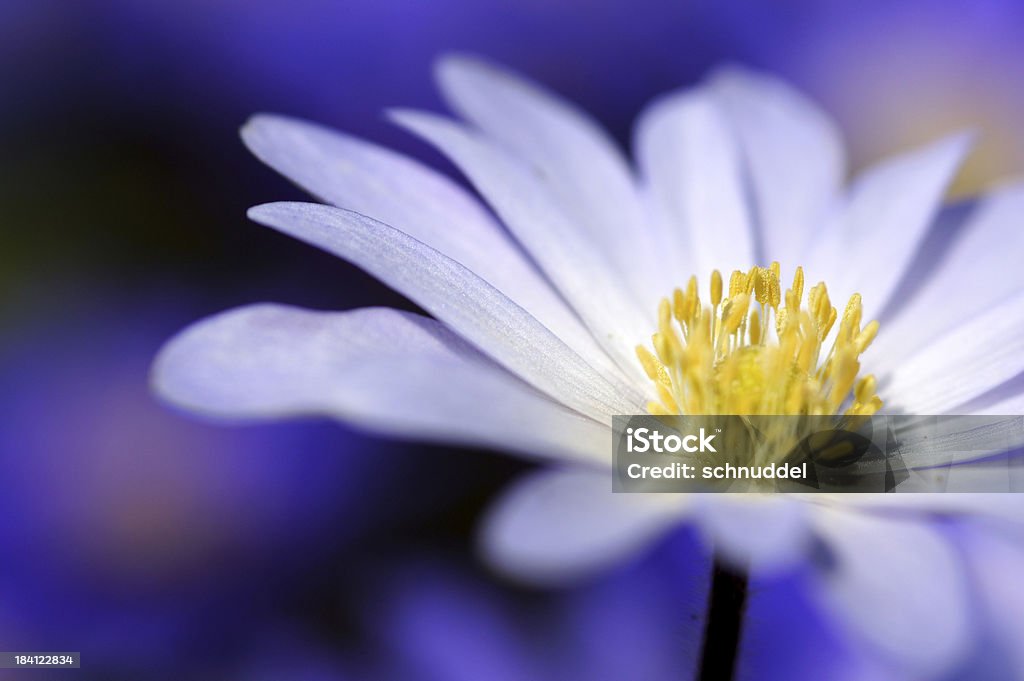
[939,461,1023,492]
[707,66,845,266]
[248,202,644,418]
[634,88,755,280]
[241,114,619,380]
[390,111,654,387]
[808,134,971,320]
[958,367,1024,415]
[480,468,688,584]
[872,182,1024,375]
[153,304,609,463]
[435,55,662,308]
[810,506,973,677]
[692,495,813,574]
[976,390,1024,415]
[883,290,1024,413]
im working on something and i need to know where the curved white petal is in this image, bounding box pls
[153,304,609,463]
[811,506,973,678]
[808,134,971,320]
[634,88,755,281]
[707,66,845,266]
[872,182,1024,375]
[480,468,689,584]
[692,495,813,574]
[248,202,645,418]
[884,290,1024,414]
[390,111,653,387]
[435,55,662,308]
[241,114,618,379]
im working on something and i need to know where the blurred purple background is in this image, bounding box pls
[3,0,1024,678]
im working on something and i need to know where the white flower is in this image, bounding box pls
[154,56,1024,677]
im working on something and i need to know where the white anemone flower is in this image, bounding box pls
[155,57,1024,677]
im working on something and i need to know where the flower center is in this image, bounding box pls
[636,263,882,418]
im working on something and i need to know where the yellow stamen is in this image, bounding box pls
[635,265,882,419]
[710,270,723,307]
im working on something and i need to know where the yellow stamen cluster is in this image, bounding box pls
[636,264,882,418]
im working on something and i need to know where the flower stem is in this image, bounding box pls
[697,558,748,681]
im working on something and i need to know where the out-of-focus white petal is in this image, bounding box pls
[692,496,813,574]
[480,468,688,584]
[830,494,1024,529]
[241,114,620,381]
[634,89,754,281]
[883,290,1024,413]
[708,66,845,266]
[959,524,1024,678]
[808,135,971,320]
[248,202,644,418]
[811,507,973,678]
[390,111,653,386]
[435,55,662,309]
[153,304,609,463]
[872,182,1024,375]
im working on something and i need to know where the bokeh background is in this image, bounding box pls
[3,1,1024,679]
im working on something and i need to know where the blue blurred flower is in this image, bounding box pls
[358,528,897,681]
[11,0,1024,195]
[0,302,393,673]
[367,530,710,681]
[714,0,1024,195]
[229,522,1024,680]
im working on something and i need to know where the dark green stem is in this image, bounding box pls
[697,559,748,681]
